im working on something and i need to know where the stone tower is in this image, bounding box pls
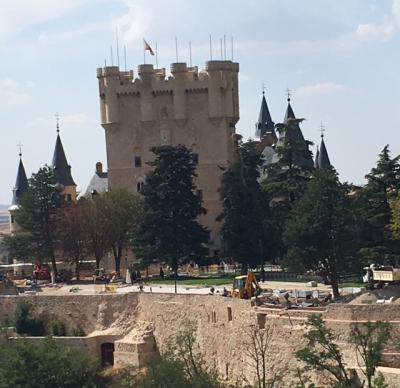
[97,60,240,248]
[52,130,77,203]
[9,152,28,233]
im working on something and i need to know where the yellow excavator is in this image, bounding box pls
[232,272,261,299]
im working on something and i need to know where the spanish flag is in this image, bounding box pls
[143,39,155,56]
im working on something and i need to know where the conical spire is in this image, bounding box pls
[52,122,76,187]
[11,153,28,206]
[284,93,296,123]
[255,91,275,139]
[316,136,331,169]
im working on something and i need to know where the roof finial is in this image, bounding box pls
[286,88,291,102]
[320,122,325,138]
[261,83,266,95]
[55,112,60,134]
[17,141,23,158]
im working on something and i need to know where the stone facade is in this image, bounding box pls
[97,60,240,248]
[2,294,400,386]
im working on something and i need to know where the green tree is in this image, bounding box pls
[351,321,391,388]
[283,168,359,298]
[132,145,209,274]
[262,119,314,262]
[99,189,143,273]
[218,138,269,272]
[296,315,354,388]
[0,337,99,388]
[57,200,88,280]
[2,232,33,265]
[358,146,400,265]
[14,166,64,276]
[84,196,110,269]
[11,301,45,336]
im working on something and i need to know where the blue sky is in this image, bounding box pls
[1,0,400,204]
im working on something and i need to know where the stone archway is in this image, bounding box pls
[101,342,115,366]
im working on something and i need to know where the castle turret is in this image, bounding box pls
[9,151,28,233]
[271,96,314,169]
[96,59,240,248]
[52,123,77,202]
[315,135,331,169]
[255,91,276,140]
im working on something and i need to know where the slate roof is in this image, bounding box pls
[255,93,276,139]
[52,134,76,187]
[11,157,28,206]
[316,137,331,169]
[271,100,314,169]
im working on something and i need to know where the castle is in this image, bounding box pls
[97,60,239,250]
[8,57,332,261]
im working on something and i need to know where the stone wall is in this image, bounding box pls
[1,293,400,386]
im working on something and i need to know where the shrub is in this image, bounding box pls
[50,321,66,336]
[11,301,45,336]
[71,327,85,337]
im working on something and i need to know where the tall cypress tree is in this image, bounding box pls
[283,168,359,298]
[132,145,209,272]
[262,119,314,262]
[357,145,400,265]
[218,138,269,272]
[15,166,64,276]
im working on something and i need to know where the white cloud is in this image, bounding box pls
[0,0,90,43]
[0,78,30,106]
[355,0,400,42]
[356,22,394,41]
[296,82,345,97]
[114,3,149,45]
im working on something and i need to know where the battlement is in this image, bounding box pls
[97,60,240,124]
[97,60,239,94]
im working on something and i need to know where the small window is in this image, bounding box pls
[11,215,15,224]
[67,194,72,202]
[137,181,144,193]
[134,156,142,168]
[193,153,199,164]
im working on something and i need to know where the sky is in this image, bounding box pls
[1,0,400,204]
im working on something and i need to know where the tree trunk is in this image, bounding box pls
[75,258,80,281]
[113,244,122,274]
[331,277,339,299]
[95,254,101,270]
[50,255,58,278]
[241,262,249,275]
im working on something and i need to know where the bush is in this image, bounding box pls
[11,301,45,336]
[0,337,100,387]
[49,321,66,336]
[71,327,85,337]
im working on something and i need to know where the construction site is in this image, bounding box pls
[1,271,400,387]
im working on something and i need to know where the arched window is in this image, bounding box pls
[136,177,145,193]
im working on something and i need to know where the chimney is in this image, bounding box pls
[95,162,103,174]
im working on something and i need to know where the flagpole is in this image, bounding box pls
[175,37,178,62]
[110,45,114,66]
[231,36,234,61]
[143,39,146,64]
[224,34,226,60]
[116,27,120,68]
[124,45,127,71]
[209,34,212,60]
[156,42,158,68]
[189,40,192,67]
[220,38,223,60]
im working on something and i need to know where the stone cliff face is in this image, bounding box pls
[1,294,400,387]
